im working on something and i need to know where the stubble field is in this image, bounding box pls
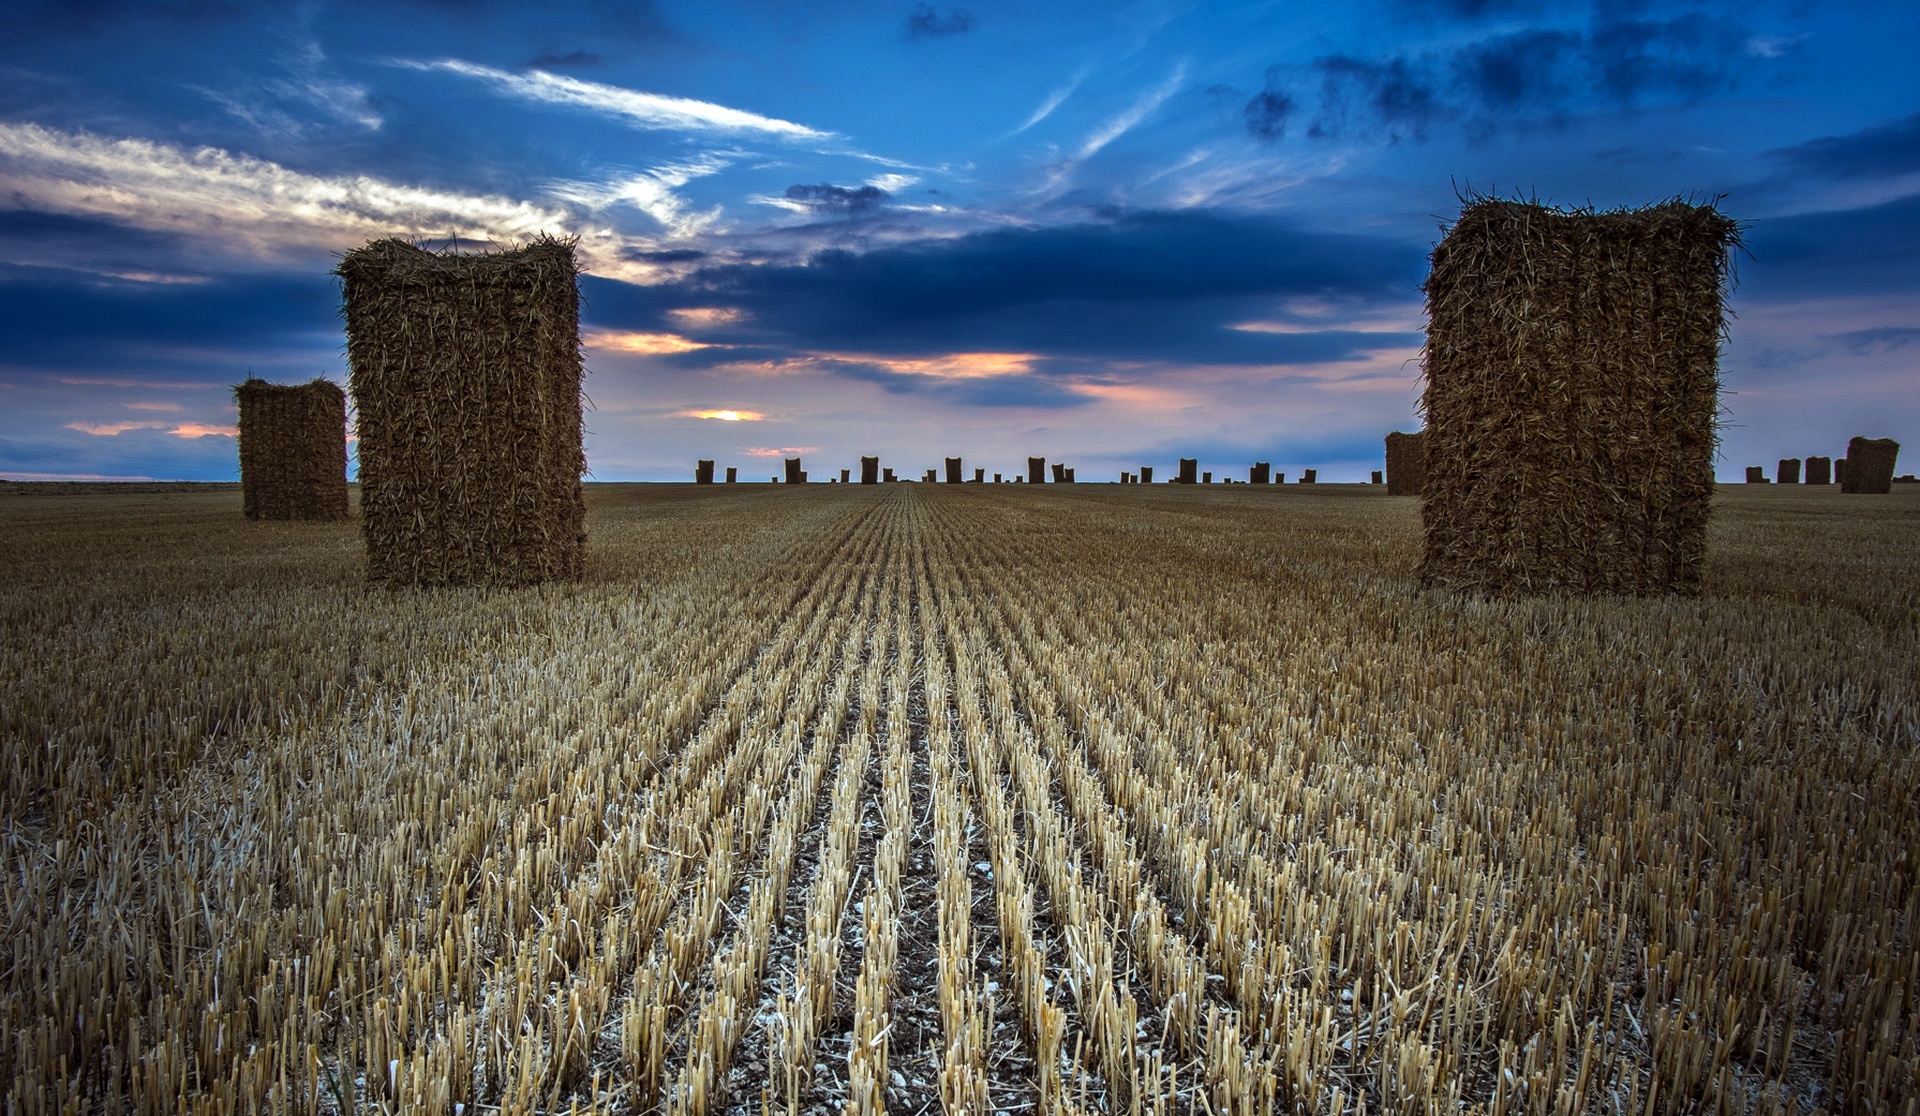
[2,481,1916,1115]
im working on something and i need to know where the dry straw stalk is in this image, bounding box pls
[1419,197,1740,595]
[235,377,348,520]
[338,237,585,587]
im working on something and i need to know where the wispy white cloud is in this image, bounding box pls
[1014,65,1092,135]
[0,122,665,280]
[194,38,381,137]
[1078,61,1187,160]
[547,153,732,237]
[402,59,832,140]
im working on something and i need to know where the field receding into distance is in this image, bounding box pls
[3,482,1917,1115]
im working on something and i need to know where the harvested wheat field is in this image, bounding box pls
[3,482,1917,1115]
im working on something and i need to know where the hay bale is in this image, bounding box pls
[1177,458,1197,484]
[1371,470,1383,484]
[1140,466,1154,484]
[1384,430,1427,496]
[1777,458,1800,485]
[695,459,715,484]
[1064,467,1075,483]
[727,467,738,483]
[784,457,804,485]
[945,457,962,483]
[1841,437,1900,493]
[974,467,984,483]
[1805,456,1830,485]
[1050,462,1065,483]
[339,237,584,587]
[994,473,1002,483]
[1275,472,1286,483]
[1301,469,1316,484]
[235,377,348,521]
[1745,466,1767,484]
[883,467,896,482]
[924,469,937,482]
[861,456,880,484]
[1419,198,1738,595]
[1202,471,1213,484]
[1835,459,1849,487]
[1028,457,1047,484]
[1250,462,1270,484]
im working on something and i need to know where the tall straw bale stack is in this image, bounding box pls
[1384,430,1427,496]
[974,467,984,483]
[924,469,937,482]
[1064,467,1075,482]
[1051,462,1066,483]
[1177,458,1197,484]
[1028,457,1046,483]
[339,237,585,587]
[1777,458,1800,484]
[235,377,348,520]
[1371,470,1383,484]
[861,457,880,484]
[1140,466,1154,484]
[883,467,896,482]
[1419,198,1738,595]
[1841,437,1900,493]
[695,460,715,484]
[1302,469,1316,483]
[1805,456,1830,485]
[726,466,738,483]
[945,457,962,483]
[1835,459,1849,487]
[840,468,850,483]
[1745,466,1767,484]
[1276,472,1285,483]
[1202,471,1213,484]
[1251,462,1271,484]
[785,457,805,485]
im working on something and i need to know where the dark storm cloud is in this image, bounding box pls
[0,264,339,369]
[1737,194,1920,299]
[1247,9,1761,142]
[1763,114,1920,180]
[583,209,1425,370]
[902,4,976,40]
[784,184,891,218]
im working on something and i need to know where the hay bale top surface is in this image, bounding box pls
[236,376,346,399]
[1431,197,1740,264]
[336,236,579,288]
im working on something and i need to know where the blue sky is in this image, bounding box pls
[1,0,1914,482]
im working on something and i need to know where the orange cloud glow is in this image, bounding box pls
[1071,382,1195,408]
[831,351,1038,379]
[171,423,237,438]
[676,408,764,421]
[583,329,710,354]
[744,446,819,457]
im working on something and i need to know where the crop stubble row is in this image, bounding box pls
[2,482,1916,1114]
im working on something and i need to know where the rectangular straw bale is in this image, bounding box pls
[1301,469,1316,483]
[1028,457,1046,483]
[727,467,738,483]
[945,457,962,483]
[1745,466,1767,483]
[1841,437,1900,493]
[883,467,896,482]
[861,456,880,484]
[785,457,804,484]
[695,459,715,484]
[1140,466,1153,484]
[1805,456,1830,485]
[1836,459,1849,487]
[1251,462,1270,484]
[1385,430,1427,496]
[1419,198,1738,595]
[339,237,585,587]
[1371,470,1383,484]
[974,467,984,483]
[236,377,348,520]
[1777,458,1800,484]
[1177,458,1197,484]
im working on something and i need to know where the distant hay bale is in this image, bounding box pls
[1385,430,1427,496]
[785,457,805,485]
[1027,457,1046,484]
[994,473,1003,483]
[1301,469,1317,484]
[1419,197,1738,595]
[1745,466,1767,484]
[945,457,962,483]
[1250,462,1270,484]
[235,377,348,521]
[861,457,880,484]
[924,469,937,482]
[1064,467,1075,482]
[339,236,584,587]
[974,467,984,482]
[1371,470,1383,484]
[1777,458,1800,485]
[1176,458,1197,484]
[883,467,896,482]
[1140,466,1154,484]
[695,459,715,484]
[1835,459,1849,487]
[1275,472,1286,483]
[1050,462,1065,483]
[1805,456,1830,485]
[1202,471,1213,484]
[1841,437,1900,493]
[726,467,738,483]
